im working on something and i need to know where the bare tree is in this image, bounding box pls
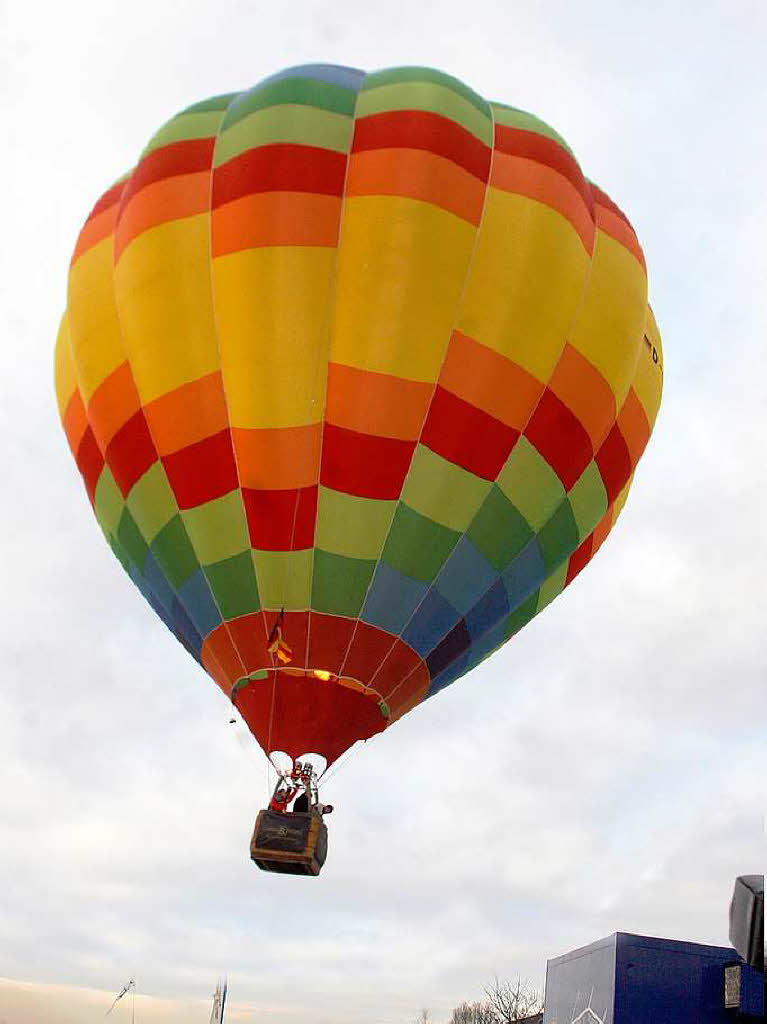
[450,1000,498,1024]
[484,976,542,1023]
[414,1009,432,1024]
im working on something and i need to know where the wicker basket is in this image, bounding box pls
[250,808,329,876]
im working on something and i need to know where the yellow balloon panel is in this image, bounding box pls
[54,315,76,422]
[330,195,478,382]
[114,216,221,405]
[67,239,126,404]
[457,188,592,383]
[212,246,337,430]
[569,230,648,408]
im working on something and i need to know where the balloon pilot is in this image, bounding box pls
[268,776,298,813]
[268,761,333,816]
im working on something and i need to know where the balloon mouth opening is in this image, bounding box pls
[231,666,386,708]
[269,750,329,777]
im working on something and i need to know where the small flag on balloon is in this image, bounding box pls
[267,612,292,665]
[268,625,293,664]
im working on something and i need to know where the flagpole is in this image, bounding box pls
[106,977,135,1018]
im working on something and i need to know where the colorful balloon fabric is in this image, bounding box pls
[55,64,663,767]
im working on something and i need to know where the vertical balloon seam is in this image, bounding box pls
[332,70,497,692]
[112,217,236,681]
[281,68,358,611]
[139,102,251,686]
[178,94,255,687]
[204,85,272,698]
[380,160,650,705]
[387,178,651,701]
[302,67,369,690]
[170,94,262,691]
[342,90,581,712]
[359,84,503,707]
[381,210,639,707]
[354,99,557,707]
[55,314,158,622]
[221,67,370,759]
[261,67,367,756]
[59,205,168,630]
[372,107,602,711]
[386,203,605,700]
[63,184,215,670]
[205,78,304,757]
[108,116,240,688]
[257,73,308,758]
[101,163,207,661]
[204,73,359,721]
[201,67,374,762]
[209,89,278,691]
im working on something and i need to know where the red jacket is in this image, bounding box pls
[270,785,297,812]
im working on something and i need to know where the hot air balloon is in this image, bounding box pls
[55,64,663,874]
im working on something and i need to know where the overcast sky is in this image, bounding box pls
[1,1,765,1022]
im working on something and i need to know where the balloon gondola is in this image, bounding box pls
[55,63,663,874]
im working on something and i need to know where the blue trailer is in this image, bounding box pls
[543,932,763,1024]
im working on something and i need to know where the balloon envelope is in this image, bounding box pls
[55,64,663,766]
